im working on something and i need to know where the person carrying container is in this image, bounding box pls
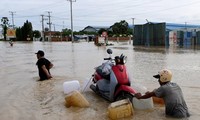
[135,69,190,118]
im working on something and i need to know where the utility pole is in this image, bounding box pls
[185,22,187,31]
[41,15,45,41]
[131,18,135,40]
[9,11,16,29]
[47,11,52,41]
[53,24,55,31]
[61,21,64,41]
[67,0,76,43]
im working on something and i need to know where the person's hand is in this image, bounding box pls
[135,93,142,99]
[145,91,150,94]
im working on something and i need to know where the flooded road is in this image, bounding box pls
[0,41,200,120]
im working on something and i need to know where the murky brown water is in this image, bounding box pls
[0,41,200,120]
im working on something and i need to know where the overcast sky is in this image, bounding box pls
[1,0,200,31]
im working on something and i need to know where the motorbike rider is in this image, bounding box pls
[135,69,190,118]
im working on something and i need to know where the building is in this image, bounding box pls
[82,26,111,33]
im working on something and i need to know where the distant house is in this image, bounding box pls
[83,23,200,33]
[82,26,111,32]
[44,31,69,41]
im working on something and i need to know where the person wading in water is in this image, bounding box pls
[35,50,53,81]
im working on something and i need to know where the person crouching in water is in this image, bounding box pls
[135,69,190,118]
[9,40,13,46]
[35,50,53,81]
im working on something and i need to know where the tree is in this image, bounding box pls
[16,20,33,41]
[98,28,107,35]
[62,28,71,37]
[16,27,22,41]
[1,17,9,40]
[110,20,129,36]
[33,30,41,38]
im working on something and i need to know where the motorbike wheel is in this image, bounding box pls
[115,92,133,102]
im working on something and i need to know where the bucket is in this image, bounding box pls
[132,97,154,110]
[108,99,134,120]
[63,80,80,94]
[152,97,165,105]
[65,90,89,108]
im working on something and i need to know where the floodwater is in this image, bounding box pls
[0,41,200,120]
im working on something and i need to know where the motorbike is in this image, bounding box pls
[90,49,137,102]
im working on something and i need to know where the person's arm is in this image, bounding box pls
[49,63,53,69]
[135,91,156,99]
[41,65,52,79]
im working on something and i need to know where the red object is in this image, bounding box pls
[115,85,137,96]
[102,31,108,37]
[94,72,102,82]
[112,65,129,85]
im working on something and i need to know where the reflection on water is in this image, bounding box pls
[0,41,200,120]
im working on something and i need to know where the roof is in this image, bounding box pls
[83,23,200,32]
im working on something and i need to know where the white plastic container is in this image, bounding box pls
[132,97,154,110]
[63,80,80,94]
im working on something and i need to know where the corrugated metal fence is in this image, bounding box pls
[133,23,166,46]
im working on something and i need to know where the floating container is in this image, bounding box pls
[65,90,89,108]
[132,97,154,110]
[152,97,165,105]
[63,80,80,94]
[108,99,134,120]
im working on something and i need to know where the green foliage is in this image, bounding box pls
[16,20,33,41]
[98,28,107,35]
[16,27,22,41]
[62,28,71,36]
[110,20,129,37]
[33,30,41,38]
[1,17,9,40]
